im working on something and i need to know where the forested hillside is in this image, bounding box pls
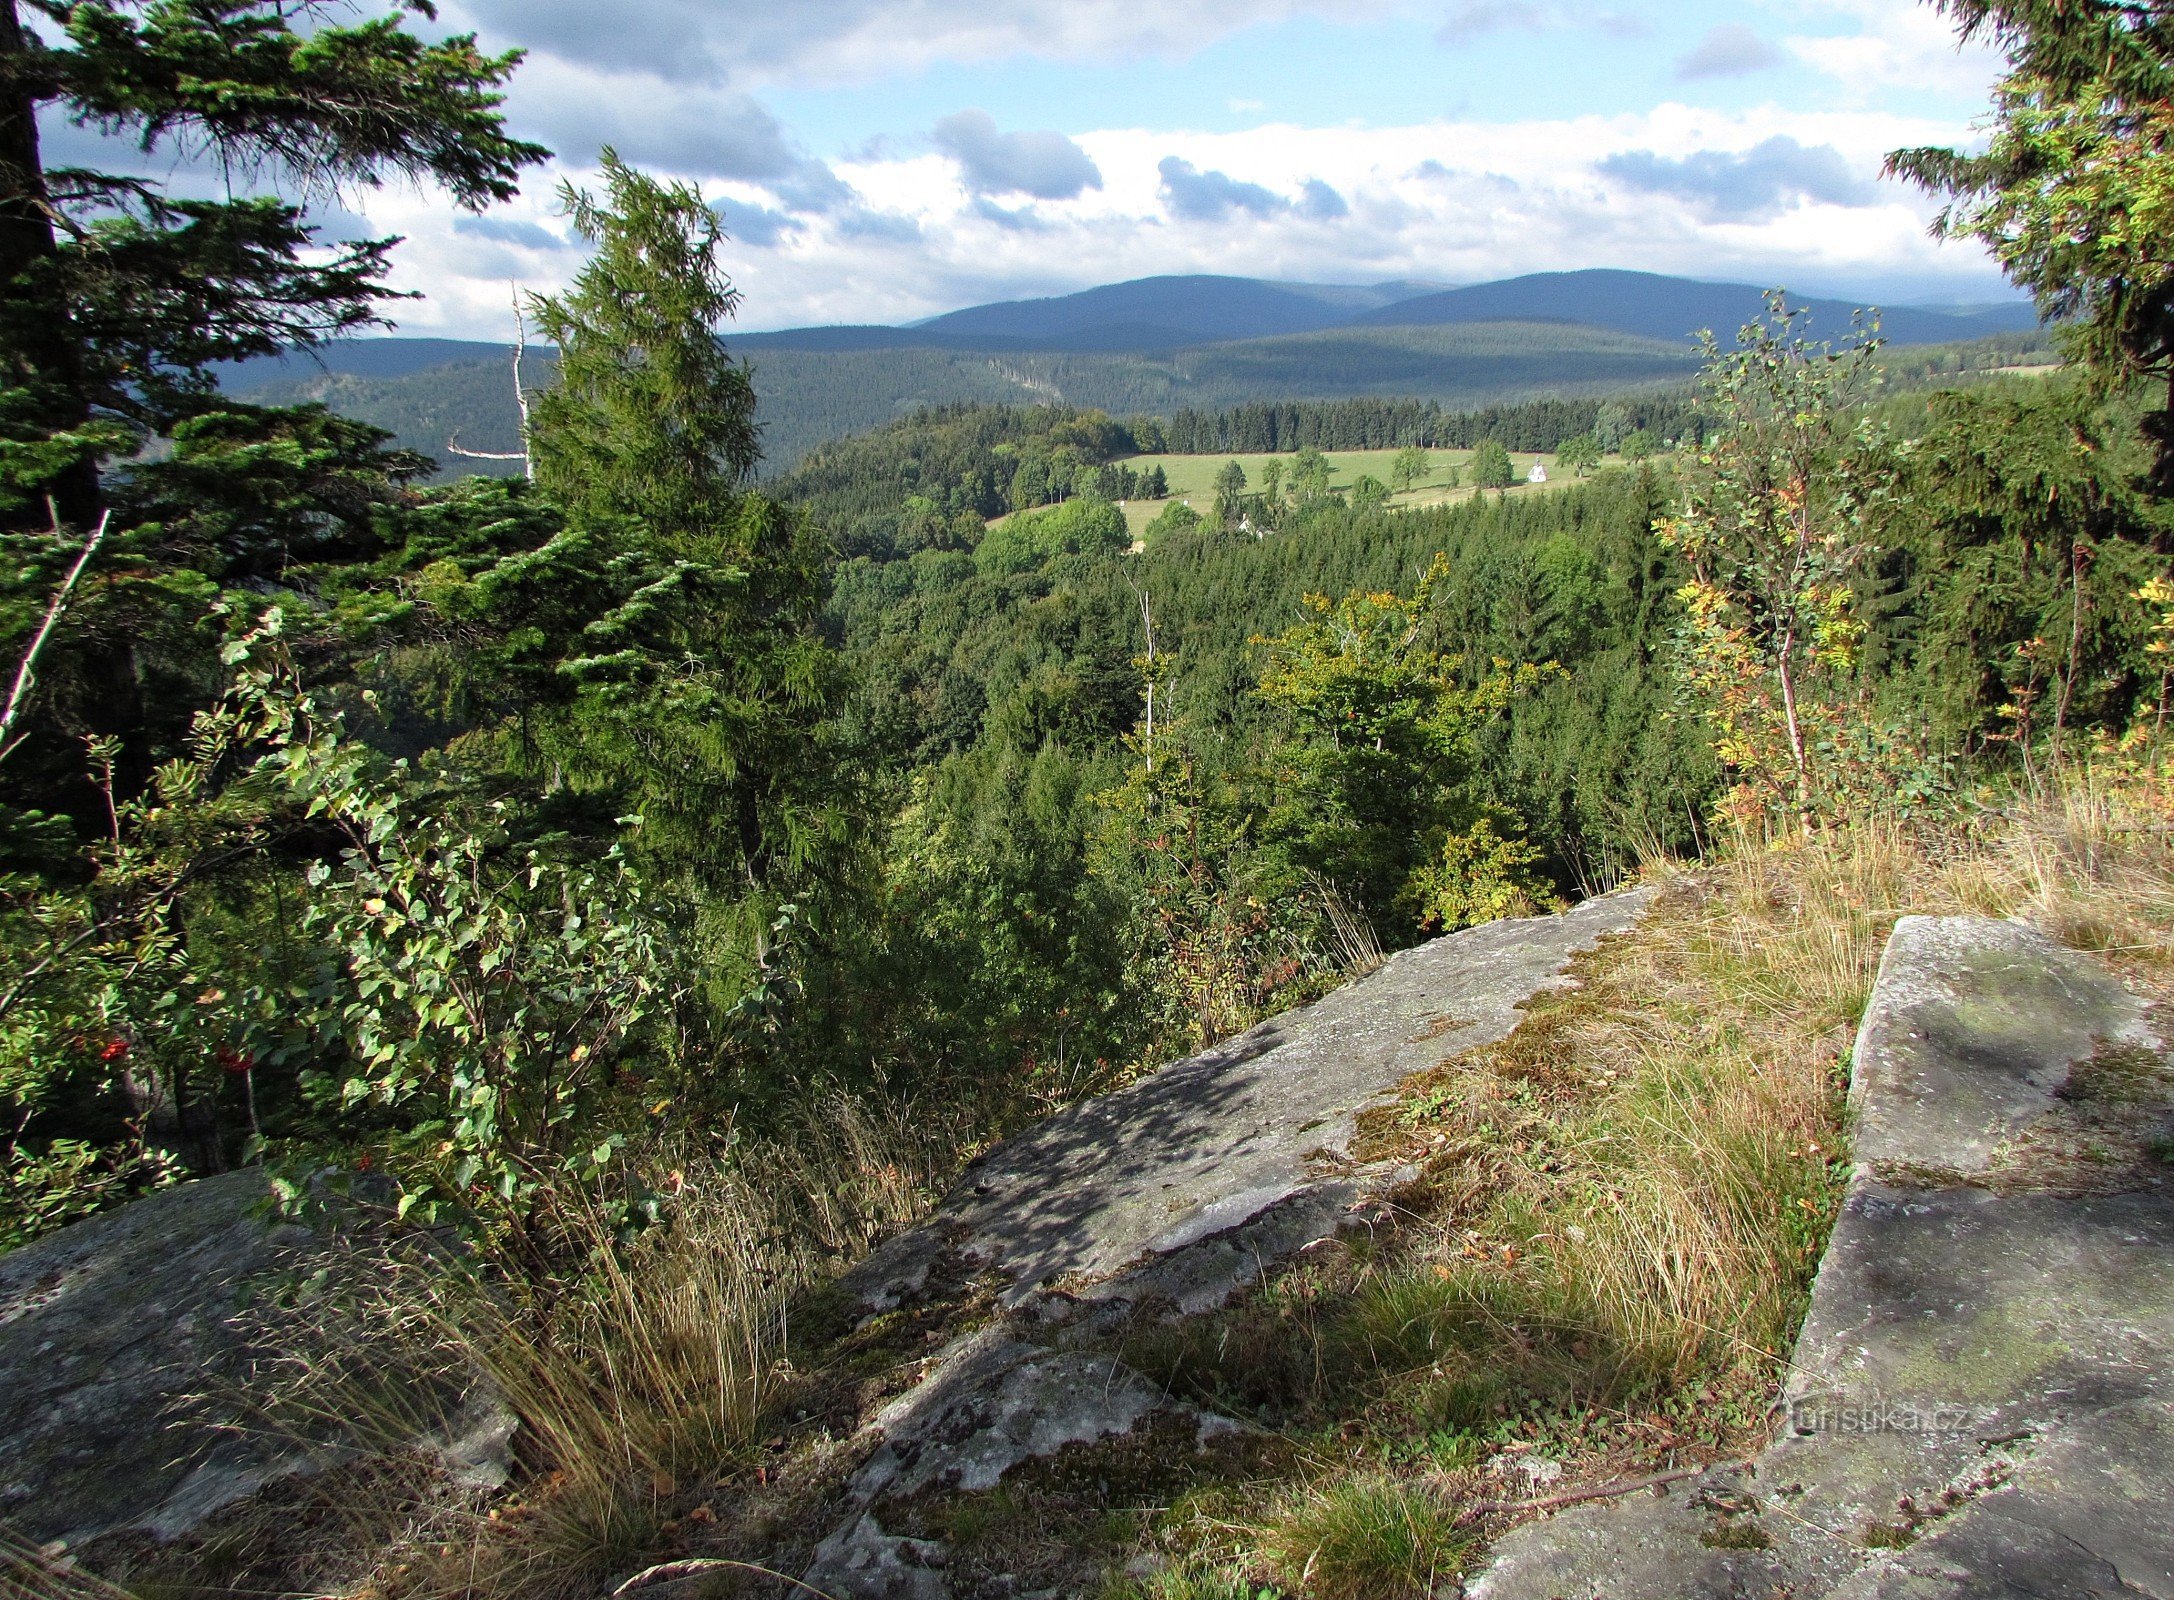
[7,0,2174,1595]
[737,339,2169,1106]
[226,324,2056,481]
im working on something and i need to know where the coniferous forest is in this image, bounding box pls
[3,0,2171,1261]
[7,0,2174,1594]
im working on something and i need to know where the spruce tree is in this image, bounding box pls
[0,0,546,532]
[1890,1,2174,490]
[523,155,851,919]
[529,150,761,532]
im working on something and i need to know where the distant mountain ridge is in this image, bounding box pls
[1347,269,2036,348]
[908,275,1441,348]
[756,268,2034,355]
[214,269,2048,473]
[224,268,2037,387]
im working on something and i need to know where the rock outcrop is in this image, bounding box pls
[808,888,1655,1598]
[1469,915,2174,1600]
[0,1168,510,1554]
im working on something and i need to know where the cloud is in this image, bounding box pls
[771,160,858,216]
[1436,1,1641,43]
[510,63,805,181]
[445,0,1400,87]
[1437,1,1544,40]
[1677,23,1782,79]
[1157,157,1285,221]
[971,197,1053,231]
[836,208,924,244]
[1296,178,1349,220]
[365,108,2006,341]
[713,200,803,248]
[1782,0,2004,97]
[452,215,568,251]
[932,110,1103,200]
[1599,136,1876,220]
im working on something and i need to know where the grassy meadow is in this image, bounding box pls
[1113,448,1587,540]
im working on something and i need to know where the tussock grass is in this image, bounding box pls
[1,1534,140,1600]
[1256,1477,1470,1599]
[173,1094,973,1600]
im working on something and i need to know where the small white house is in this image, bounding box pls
[1527,459,1550,485]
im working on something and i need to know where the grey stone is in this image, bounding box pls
[1851,916,2156,1180]
[849,1327,1172,1504]
[804,1514,952,1600]
[1470,915,2174,1600]
[846,887,1652,1317]
[0,1168,510,1551]
[813,891,1654,1597]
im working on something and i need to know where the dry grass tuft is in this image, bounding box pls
[1,1533,141,1600]
[1256,1477,1470,1599]
[176,1093,972,1600]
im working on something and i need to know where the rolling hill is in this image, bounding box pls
[1348,269,2039,347]
[215,269,2048,474]
[909,275,1442,349]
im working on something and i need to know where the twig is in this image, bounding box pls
[1,509,112,764]
[1458,1463,1715,1521]
[605,1558,837,1600]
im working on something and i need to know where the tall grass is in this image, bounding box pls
[0,1534,139,1600]
[218,1093,971,1600]
[1118,774,2174,1595]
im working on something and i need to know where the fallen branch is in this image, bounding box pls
[605,1558,837,1600]
[443,430,528,465]
[1458,1463,1716,1521]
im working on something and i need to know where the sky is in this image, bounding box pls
[61,0,2024,338]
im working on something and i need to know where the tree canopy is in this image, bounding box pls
[0,0,545,530]
[1890,0,2174,488]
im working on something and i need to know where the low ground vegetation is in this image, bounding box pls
[105,770,2160,1600]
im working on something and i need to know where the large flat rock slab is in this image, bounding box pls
[0,1170,509,1552]
[1851,917,2160,1181]
[1470,916,2174,1600]
[813,891,1653,1598]
[0,1171,315,1547]
[848,888,1652,1316]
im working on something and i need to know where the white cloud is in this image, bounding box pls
[1779,0,2004,100]
[441,0,1402,88]
[354,104,2010,341]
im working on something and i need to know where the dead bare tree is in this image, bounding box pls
[444,284,535,479]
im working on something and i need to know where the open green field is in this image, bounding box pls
[1114,447,1584,540]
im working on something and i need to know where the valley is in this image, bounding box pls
[216,271,2051,476]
